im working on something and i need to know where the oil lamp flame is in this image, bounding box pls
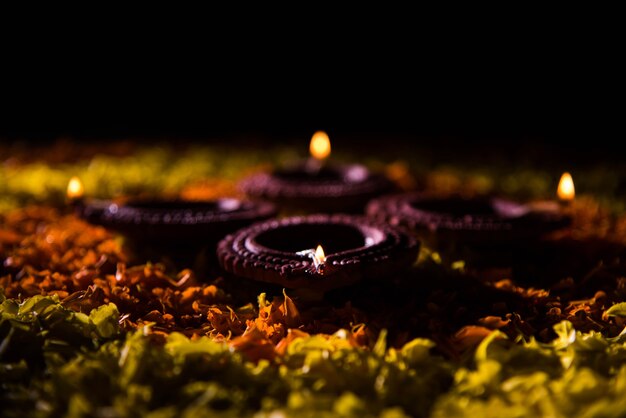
[296,244,327,274]
[309,131,331,161]
[313,244,327,273]
[315,244,326,265]
[67,176,84,200]
[557,172,575,201]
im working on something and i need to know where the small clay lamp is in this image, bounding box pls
[520,172,625,285]
[366,175,573,265]
[217,214,419,292]
[66,177,276,267]
[239,131,394,213]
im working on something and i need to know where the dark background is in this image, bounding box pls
[1,29,621,164]
[1,78,617,142]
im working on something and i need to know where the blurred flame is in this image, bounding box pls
[315,245,326,264]
[309,131,331,160]
[67,176,84,200]
[557,172,575,201]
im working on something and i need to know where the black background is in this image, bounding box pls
[1,27,621,163]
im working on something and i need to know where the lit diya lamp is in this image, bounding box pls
[217,214,419,292]
[240,131,394,213]
[66,177,276,266]
[67,176,122,223]
[366,173,574,265]
[520,172,626,285]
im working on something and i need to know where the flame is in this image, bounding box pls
[309,131,331,160]
[557,172,575,201]
[315,244,326,264]
[67,176,84,200]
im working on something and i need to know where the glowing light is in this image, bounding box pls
[296,244,328,274]
[67,176,84,200]
[309,131,331,160]
[315,244,326,265]
[557,172,575,201]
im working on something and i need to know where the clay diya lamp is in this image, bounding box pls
[67,177,276,268]
[366,175,573,267]
[217,214,419,292]
[239,131,394,213]
[521,172,626,286]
